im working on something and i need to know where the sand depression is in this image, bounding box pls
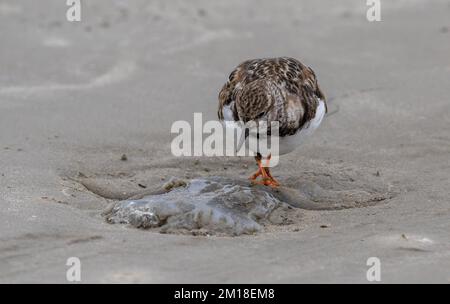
[65,158,395,236]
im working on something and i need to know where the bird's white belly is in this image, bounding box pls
[222,99,326,157]
[277,99,326,155]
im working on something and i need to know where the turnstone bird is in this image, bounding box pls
[218,57,327,187]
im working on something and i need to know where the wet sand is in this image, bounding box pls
[1,0,450,283]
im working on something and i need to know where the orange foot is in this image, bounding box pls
[249,154,280,188]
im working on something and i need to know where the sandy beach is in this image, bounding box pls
[0,0,449,283]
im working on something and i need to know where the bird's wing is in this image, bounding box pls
[263,57,326,132]
[218,59,263,121]
[261,57,326,107]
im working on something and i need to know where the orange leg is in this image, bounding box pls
[263,167,280,187]
[263,154,280,187]
[249,154,280,188]
[249,157,270,181]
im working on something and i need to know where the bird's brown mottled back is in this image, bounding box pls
[218,57,326,136]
